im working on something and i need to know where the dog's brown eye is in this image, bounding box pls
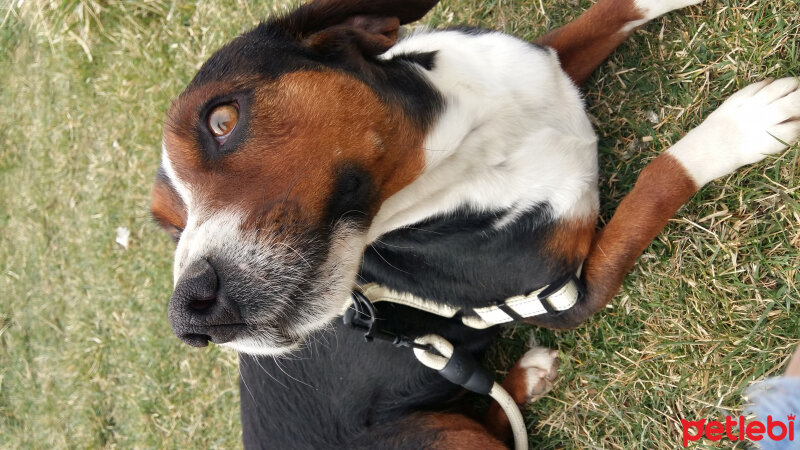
[208,104,238,142]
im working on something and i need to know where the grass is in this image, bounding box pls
[0,0,798,448]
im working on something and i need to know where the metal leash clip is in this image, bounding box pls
[342,290,429,350]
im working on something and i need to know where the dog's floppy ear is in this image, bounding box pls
[274,0,439,62]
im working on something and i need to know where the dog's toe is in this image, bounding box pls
[667,77,800,186]
[517,344,560,403]
[758,77,800,105]
[720,77,800,161]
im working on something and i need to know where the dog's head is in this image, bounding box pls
[151,0,440,354]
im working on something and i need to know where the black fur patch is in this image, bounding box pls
[445,25,494,35]
[323,163,377,230]
[412,51,437,71]
[393,50,437,71]
[239,303,498,449]
[359,204,581,311]
[154,165,172,190]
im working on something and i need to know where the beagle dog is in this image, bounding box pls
[150,0,800,447]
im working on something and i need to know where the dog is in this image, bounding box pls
[150,0,800,447]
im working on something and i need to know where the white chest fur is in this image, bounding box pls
[368,30,599,241]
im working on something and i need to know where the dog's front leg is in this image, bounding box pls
[536,0,703,85]
[528,78,800,330]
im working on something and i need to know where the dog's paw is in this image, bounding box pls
[517,342,559,403]
[668,77,800,186]
[623,0,704,32]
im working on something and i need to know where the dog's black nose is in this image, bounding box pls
[168,259,243,347]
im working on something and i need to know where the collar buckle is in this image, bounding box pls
[342,290,425,349]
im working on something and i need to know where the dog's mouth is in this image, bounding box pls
[178,324,247,348]
[219,328,304,356]
[180,322,305,356]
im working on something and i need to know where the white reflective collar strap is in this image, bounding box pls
[350,276,582,329]
[472,279,580,325]
[547,279,581,310]
[350,283,462,318]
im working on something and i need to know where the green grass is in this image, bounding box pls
[1,0,798,448]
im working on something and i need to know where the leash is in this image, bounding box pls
[412,334,529,450]
[343,291,529,450]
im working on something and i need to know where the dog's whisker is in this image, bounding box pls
[369,237,414,250]
[276,242,313,269]
[238,356,259,401]
[368,244,410,275]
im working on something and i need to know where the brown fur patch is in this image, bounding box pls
[582,153,698,315]
[424,413,507,449]
[545,216,596,266]
[535,0,642,85]
[150,176,187,240]
[160,69,426,235]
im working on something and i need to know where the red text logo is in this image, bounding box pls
[681,415,796,446]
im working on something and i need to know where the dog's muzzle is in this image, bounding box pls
[168,259,244,347]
